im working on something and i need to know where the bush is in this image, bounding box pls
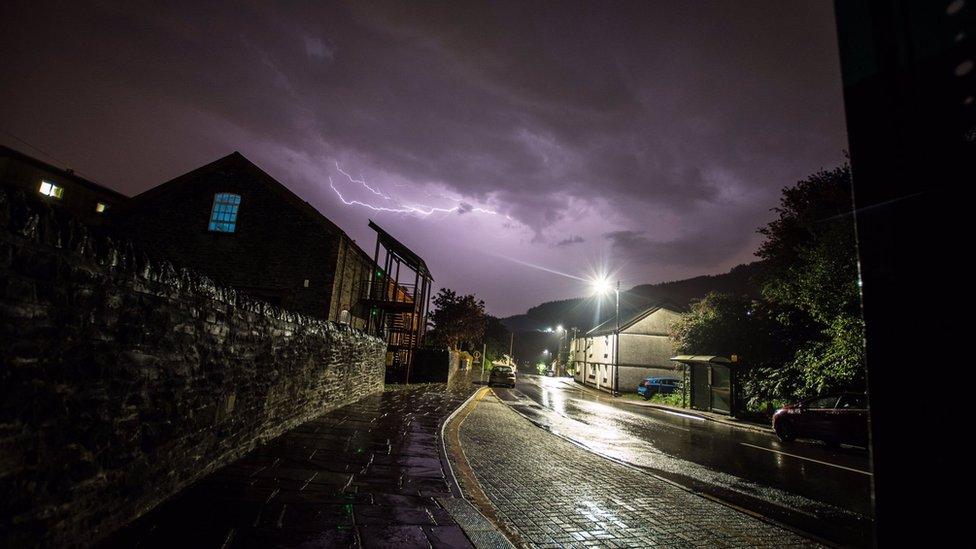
[650,391,685,407]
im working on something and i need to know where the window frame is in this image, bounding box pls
[208,192,242,233]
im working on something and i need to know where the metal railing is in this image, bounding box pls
[354,278,416,305]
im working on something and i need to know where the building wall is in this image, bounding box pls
[0,188,387,547]
[329,236,375,329]
[571,308,683,393]
[574,334,617,391]
[125,159,341,319]
[624,307,684,337]
[618,333,677,367]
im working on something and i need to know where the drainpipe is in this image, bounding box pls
[334,238,348,322]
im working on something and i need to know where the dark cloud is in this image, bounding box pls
[554,235,585,247]
[0,0,848,316]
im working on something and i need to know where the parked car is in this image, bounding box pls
[636,377,681,399]
[489,365,516,388]
[772,392,868,447]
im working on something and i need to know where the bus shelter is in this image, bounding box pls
[670,355,740,417]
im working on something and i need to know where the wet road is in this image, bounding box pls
[492,375,873,546]
[456,389,818,548]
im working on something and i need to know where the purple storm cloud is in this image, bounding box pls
[0,1,847,316]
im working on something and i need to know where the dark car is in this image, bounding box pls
[636,377,681,399]
[489,365,516,388]
[772,392,868,447]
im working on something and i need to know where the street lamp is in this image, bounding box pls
[554,325,565,376]
[591,276,621,396]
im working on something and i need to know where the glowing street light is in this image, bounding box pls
[591,276,613,296]
[556,325,564,332]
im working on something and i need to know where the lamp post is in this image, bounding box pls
[555,325,565,376]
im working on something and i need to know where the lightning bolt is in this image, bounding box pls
[335,161,391,200]
[328,163,510,220]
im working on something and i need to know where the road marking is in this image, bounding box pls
[655,409,706,421]
[740,443,872,476]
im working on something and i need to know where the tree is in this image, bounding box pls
[669,293,801,406]
[669,164,865,408]
[483,315,511,363]
[670,293,780,363]
[427,288,486,350]
[757,164,865,397]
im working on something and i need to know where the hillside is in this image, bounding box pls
[501,262,764,333]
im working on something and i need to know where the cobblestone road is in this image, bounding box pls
[457,391,819,548]
[102,376,480,548]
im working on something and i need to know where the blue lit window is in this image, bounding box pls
[208,193,241,232]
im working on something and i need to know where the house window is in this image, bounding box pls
[208,193,241,232]
[39,181,63,198]
[95,202,107,213]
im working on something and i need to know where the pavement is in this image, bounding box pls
[450,388,819,548]
[100,371,505,549]
[95,370,870,548]
[493,375,873,547]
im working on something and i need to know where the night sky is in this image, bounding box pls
[0,1,847,317]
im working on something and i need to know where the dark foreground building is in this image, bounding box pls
[0,145,127,225]
[124,151,378,326]
[125,152,434,378]
[0,144,435,378]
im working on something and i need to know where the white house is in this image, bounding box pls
[571,304,684,394]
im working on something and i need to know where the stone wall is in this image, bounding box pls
[0,186,387,547]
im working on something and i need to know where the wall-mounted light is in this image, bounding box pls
[95,202,107,213]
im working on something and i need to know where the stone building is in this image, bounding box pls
[0,145,128,225]
[124,151,378,326]
[1,145,435,376]
[571,303,684,394]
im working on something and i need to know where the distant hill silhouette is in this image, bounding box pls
[501,262,765,333]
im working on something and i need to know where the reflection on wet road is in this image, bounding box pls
[493,374,873,546]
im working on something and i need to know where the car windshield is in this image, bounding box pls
[838,394,866,409]
[806,396,840,409]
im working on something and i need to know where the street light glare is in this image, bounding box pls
[556,325,564,332]
[591,277,612,296]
